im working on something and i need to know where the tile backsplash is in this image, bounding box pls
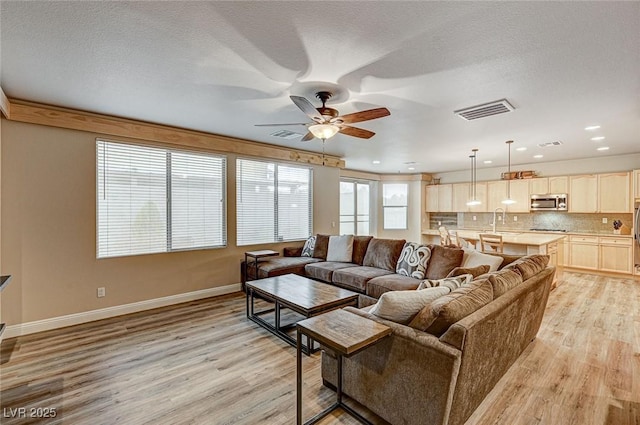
[429,211,633,234]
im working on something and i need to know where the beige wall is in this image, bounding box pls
[0,120,339,326]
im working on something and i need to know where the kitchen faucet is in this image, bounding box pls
[491,208,506,233]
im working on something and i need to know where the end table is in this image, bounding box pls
[244,249,279,285]
[296,308,391,425]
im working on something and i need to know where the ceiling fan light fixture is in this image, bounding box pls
[309,123,339,140]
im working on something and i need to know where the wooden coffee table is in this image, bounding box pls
[246,274,359,354]
[296,308,391,425]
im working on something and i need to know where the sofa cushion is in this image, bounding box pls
[313,234,330,260]
[353,236,374,265]
[488,269,524,298]
[409,279,493,336]
[369,286,451,325]
[327,235,354,262]
[396,242,431,279]
[424,245,464,279]
[253,257,322,279]
[446,264,490,279]
[363,238,406,272]
[461,249,503,272]
[301,235,316,257]
[332,266,394,293]
[503,254,550,280]
[366,274,422,299]
[417,274,473,291]
[304,261,357,283]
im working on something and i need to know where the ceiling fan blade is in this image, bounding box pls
[300,131,315,142]
[254,123,309,127]
[336,107,390,124]
[338,125,375,139]
[290,95,324,123]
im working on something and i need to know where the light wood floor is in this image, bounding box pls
[1,272,639,425]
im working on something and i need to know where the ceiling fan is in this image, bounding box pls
[256,91,390,141]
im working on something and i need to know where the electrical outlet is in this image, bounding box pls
[438,221,442,226]
[331,221,336,228]
[498,216,502,222]
[513,216,518,222]
[97,287,106,298]
[602,218,608,224]
[472,215,477,221]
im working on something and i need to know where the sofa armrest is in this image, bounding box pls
[283,246,303,257]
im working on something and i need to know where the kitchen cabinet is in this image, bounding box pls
[487,181,507,212]
[507,180,531,213]
[599,237,633,274]
[569,175,598,213]
[598,172,631,213]
[438,184,453,212]
[568,235,599,270]
[469,182,488,213]
[425,185,439,212]
[549,176,569,194]
[529,178,549,195]
[452,183,470,212]
[634,169,640,200]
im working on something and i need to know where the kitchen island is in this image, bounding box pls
[422,229,566,286]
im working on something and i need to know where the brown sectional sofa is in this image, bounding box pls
[321,258,556,425]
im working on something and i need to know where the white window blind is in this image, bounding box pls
[236,159,312,246]
[97,140,226,258]
[383,183,408,230]
[340,180,371,235]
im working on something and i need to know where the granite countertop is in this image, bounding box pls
[423,228,634,239]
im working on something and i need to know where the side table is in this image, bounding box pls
[296,308,391,425]
[244,249,279,285]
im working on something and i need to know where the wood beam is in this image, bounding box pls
[7,99,345,168]
[0,87,10,118]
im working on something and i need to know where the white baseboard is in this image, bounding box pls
[4,283,242,339]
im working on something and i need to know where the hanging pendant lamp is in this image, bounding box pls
[466,148,481,206]
[502,140,516,205]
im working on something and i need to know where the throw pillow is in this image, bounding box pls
[417,274,473,291]
[369,286,450,324]
[312,234,330,260]
[352,236,374,265]
[326,235,354,262]
[446,265,490,279]
[488,269,523,298]
[363,238,407,272]
[503,254,550,280]
[409,279,494,336]
[461,248,503,272]
[301,235,316,257]
[424,245,464,279]
[396,242,431,279]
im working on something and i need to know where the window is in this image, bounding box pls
[340,180,371,235]
[97,140,226,258]
[383,183,408,229]
[237,159,312,245]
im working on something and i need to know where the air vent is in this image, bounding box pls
[537,141,563,148]
[270,130,303,139]
[454,99,514,121]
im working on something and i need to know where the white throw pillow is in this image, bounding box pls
[369,286,450,324]
[417,274,473,291]
[461,248,503,272]
[326,235,354,262]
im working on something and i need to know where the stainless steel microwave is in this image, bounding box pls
[530,194,568,211]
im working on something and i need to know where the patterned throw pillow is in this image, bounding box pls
[369,286,451,324]
[396,242,431,279]
[301,235,316,257]
[417,274,473,291]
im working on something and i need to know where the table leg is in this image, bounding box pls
[296,330,303,425]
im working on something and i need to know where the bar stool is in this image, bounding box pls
[479,233,504,253]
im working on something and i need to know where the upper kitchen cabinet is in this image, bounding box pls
[425,185,439,212]
[569,175,598,213]
[487,180,507,212]
[469,182,488,213]
[437,184,453,212]
[452,183,470,212]
[598,172,631,213]
[548,176,569,194]
[529,178,549,195]
[507,180,531,213]
[634,169,640,200]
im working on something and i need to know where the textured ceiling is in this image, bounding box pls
[1,1,639,174]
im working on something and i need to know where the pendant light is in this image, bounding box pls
[501,140,516,205]
[466,148,481,206]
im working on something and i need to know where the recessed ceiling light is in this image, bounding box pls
[408,167,416,171]
[597,146,609,151]
[372,160,381,164]
[585,125,601,131]
[533,154,544,159]
[591,136,605,141]
[516,147,527,151]
[483,160,492,164]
